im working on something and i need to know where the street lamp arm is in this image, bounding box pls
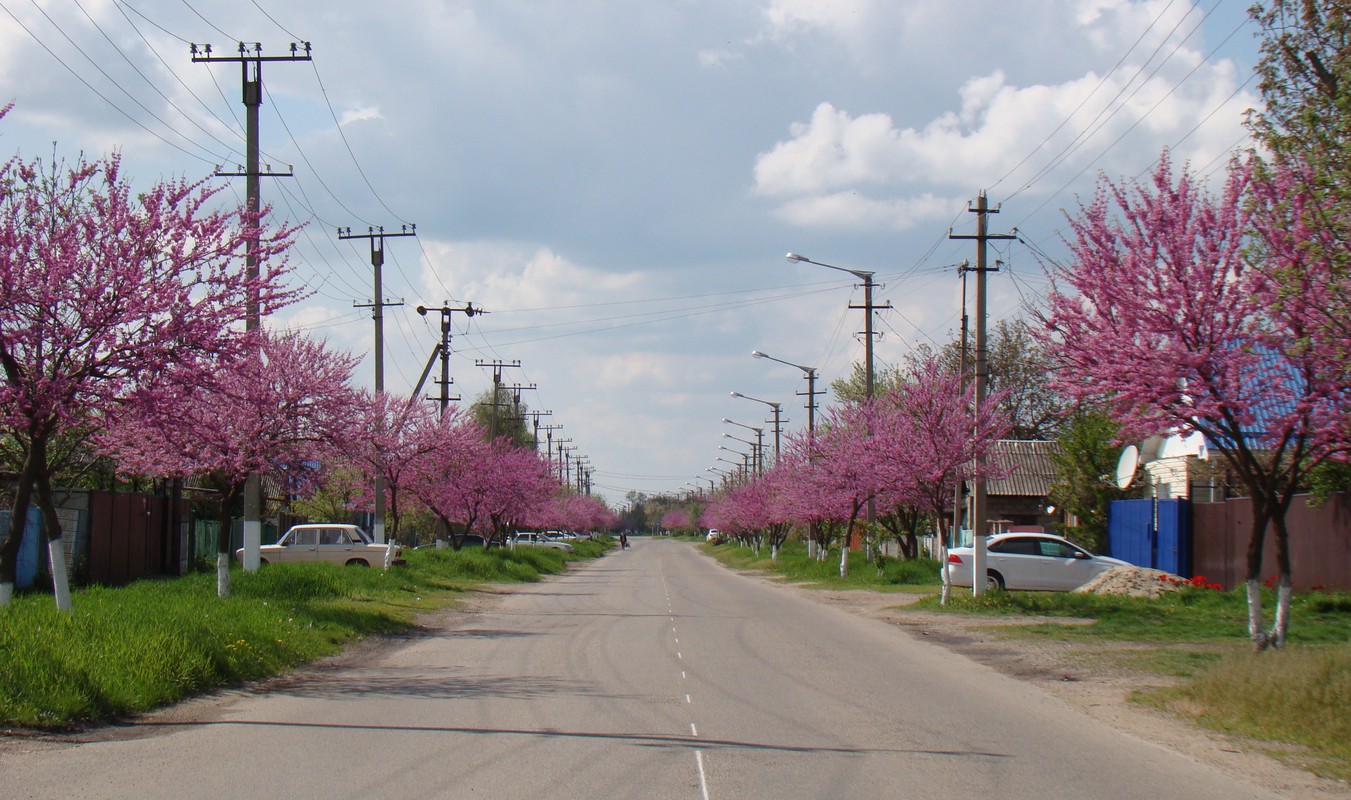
[786,252,872,280]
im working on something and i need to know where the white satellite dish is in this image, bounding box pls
[1115,445,1140,490]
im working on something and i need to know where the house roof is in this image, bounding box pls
[986,440,1059,498]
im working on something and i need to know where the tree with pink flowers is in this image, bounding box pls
[99,330,358,597]
[1041,155,1349,649]
[0,127,299,608]
[875,357,1010,601]
[348,393,446,547]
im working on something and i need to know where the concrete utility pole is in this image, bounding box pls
[414,302,482,414]
[193,41,311,572]
[474,360,522,439]
[950,192,1015,596]
[340,225,416,545]
[539,424,563,462]
[526,410,552,451]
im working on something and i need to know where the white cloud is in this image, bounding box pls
[339,106,383,126]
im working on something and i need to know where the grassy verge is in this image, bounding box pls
[917,584,1351,781]
[0,540,611,730]
[702,539,941,591]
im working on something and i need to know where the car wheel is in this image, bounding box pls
[345,559,370,567]
[258,558,268,566]
[985,570,1005,591]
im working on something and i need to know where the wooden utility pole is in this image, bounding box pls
[950,191,1015,596]
[340,225,416,544]
[193,41,311,572]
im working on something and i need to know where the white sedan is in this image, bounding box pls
[943,532,1129,591]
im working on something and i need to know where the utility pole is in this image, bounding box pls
[414,302,482,414]
[340,225,416,544]
[193,41,311,572]
[951,261,970,566]
[526,410,552,451]
[539,424,563,463]
[950,191,1015,596]
[474,360,522,439]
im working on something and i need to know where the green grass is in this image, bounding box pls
[1145,642,1351,781]
[916,584,1351,644]
[0,541,612,729]
[703,539,941,591]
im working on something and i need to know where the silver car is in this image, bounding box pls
[943,532,1128,591]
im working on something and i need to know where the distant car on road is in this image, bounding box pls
[238,524,403,568]
[943,532,1128,591]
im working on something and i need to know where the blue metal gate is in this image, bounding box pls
[1107,498,1192,577]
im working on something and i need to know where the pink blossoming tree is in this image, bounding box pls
[99,330,359,597]
[1040,155,1349,648]
[0,126,299,608]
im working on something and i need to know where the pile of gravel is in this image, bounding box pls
[1073,566,1184,598]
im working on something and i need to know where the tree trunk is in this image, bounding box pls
[1268,514,1294,649]
[215,481,243,600]
[1243,500,1272,650]
[0,445,40,607]
[34,465,72,611]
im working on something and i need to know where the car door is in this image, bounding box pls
[1035,539,1096,590]
[315,527,357,565]
[987,537,1043,589]
[285,527,320,562]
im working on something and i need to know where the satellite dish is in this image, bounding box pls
[1115,445,1139,490]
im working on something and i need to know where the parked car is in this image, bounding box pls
[238,524,404,568]
[706,528,723,544]
[943,532,1128,591]
[512,531,574,552]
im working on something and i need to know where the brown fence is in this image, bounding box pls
[85,490,188,585]
[1192,492,1351,591]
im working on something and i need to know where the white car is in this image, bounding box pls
[943,532,1128,591]
[240,524,403,568]
[512,531,574,552]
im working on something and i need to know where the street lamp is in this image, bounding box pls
[729,391,782,463]
[715,454,746,479]
[752,349,820,437]
[722,432,762,474]
[785,253,877,402]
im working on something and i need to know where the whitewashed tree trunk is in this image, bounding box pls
[771,543,779,561]
[940,537,951,606]
[1245,579,1268,649]
[839,545,849,578]
[217,553,232,599]
[1269,581,1292,649]
[47,537,72,611]
[384,542,395,569]
[0,581,12,606]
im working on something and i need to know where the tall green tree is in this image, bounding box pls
[1046,408,1139,553]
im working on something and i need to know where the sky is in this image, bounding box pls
[0,0,1263,508]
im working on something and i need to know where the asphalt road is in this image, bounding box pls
[2,539,1291,799]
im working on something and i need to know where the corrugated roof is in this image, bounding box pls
[986,440,1060,497]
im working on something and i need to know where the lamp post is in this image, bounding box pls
[786,252,886,543]
[722,417,765,468]
[716,454,746,481]
[722,433,762,474]
[729,391,782,462]
[785,253,880,402]
[751,350,820,438]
